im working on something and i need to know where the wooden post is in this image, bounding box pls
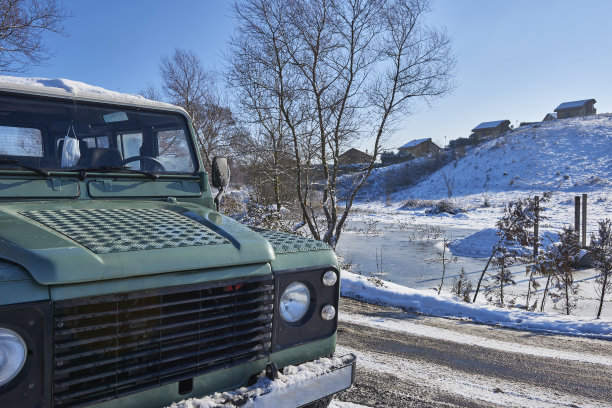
[534,196,539,257]
[582,193,587,247]
[574,196,580,232]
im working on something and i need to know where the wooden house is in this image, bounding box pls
[554,99,596,119]
[398,138,440,158]
[471,120,511,140]
[338,148,373,165]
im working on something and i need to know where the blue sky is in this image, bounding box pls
[25,0,612,151]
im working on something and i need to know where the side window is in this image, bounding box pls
[82,136,110,148]
[117,133,143,169]
[157,130,194,172]
[0,126,43,157]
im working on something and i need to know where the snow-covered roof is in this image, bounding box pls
[554,99,595,112]
[471,120,510,132]
[544,112,557,119]
[0,75,184,114]
[399,137,431,149]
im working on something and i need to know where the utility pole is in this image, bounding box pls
[582,193,587,247]
[574,196,580,233]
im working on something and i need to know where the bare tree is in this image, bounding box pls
[158,49,236,169]
[0,0,67,72]
[229,0,455,247]
[139,83,163,102]
[549,227,581,315]
[435,237,455,295]
[484,249,517,308]
[473,193,551,302]
[591,219,612,319]
[451,267,472,302]
[227,0,309,212]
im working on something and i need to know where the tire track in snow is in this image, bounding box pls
[337,344,610,408]
[340,311,612,367]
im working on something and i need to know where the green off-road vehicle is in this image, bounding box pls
[0,77,354,408]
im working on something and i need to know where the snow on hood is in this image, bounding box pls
[0,75,180,112]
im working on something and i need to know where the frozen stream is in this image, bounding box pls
[336,220,489,290]
[335,218,608,318]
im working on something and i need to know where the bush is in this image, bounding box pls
[230,195,302,234]
[425,200,465,215]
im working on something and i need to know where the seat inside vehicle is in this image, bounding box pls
[81,147,123,168]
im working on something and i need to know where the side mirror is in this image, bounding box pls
[211,157,230,212]
[211,157,230,189]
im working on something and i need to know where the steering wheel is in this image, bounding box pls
[122,156,166,172]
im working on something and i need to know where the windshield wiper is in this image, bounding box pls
[76,165,159,180]
[0,158,50,178]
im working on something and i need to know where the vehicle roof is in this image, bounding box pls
[0,75,188,116]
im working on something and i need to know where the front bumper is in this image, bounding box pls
[175,353,356,408]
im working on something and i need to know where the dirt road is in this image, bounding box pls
[334,297,612,408]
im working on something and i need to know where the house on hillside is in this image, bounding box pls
[380,150,413,166]
[542,112,557,121]
[554,99,596,119]
[471,120,511,140]
[398,138,440,158]
[338,148,373,165]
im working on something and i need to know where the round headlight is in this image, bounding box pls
[322,270,338,286]
[0,328,27,386]
[280,282,311,323]
[321,304,336,321]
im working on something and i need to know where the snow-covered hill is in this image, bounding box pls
[393,114,612,200]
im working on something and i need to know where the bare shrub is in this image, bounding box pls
[591,219,612,318]
[451,268,472,302]
[442,170,455,198]
[359,218,381,237]
[547,227,581,315]
[425,200,465,215]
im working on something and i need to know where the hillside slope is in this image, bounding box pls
[393,114,612,200]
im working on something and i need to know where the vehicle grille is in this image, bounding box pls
[52,275,274,408]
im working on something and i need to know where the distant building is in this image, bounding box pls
[542,112,557,121]
[380,150,413,166]
[554,99,596,119]
[398,138,440,158]
[338,148,373,165]
[471,120,511,140]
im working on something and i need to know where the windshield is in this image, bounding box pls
[0,92,198,174]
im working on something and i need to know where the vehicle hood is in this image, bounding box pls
[0,200,275,285]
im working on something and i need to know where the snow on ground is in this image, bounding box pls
[340,311,612,366]
[394,115,612,200]
[329,401,370,408]
[336,344,610,408]
[349,114,611,234]
[447,228,558,258]
[340,271,612,339]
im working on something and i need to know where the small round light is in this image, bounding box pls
[322,270,338,287]
[0,328,27,386]
[321,304,336,321]
[280,282,311,323]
